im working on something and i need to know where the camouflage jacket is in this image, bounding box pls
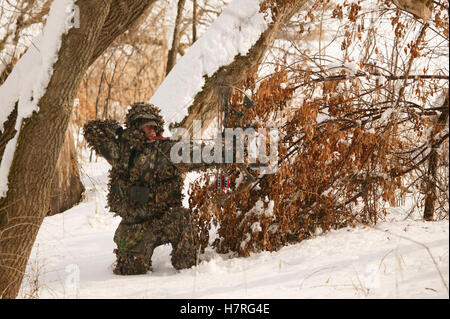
[83,119,221,222]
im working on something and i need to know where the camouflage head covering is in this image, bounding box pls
[125,102,165,135]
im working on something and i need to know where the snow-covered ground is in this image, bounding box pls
[18,154,449,299]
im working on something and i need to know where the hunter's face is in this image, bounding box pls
[142,125,157,141]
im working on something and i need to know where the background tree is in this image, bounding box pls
[167,0,187,75]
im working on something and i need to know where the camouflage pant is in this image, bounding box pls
[113,207,199,275]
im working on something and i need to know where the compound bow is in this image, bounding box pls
[213,84,269,204]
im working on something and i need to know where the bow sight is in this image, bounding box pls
[214,84,263,200]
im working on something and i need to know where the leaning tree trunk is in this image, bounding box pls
[0,0,158,299]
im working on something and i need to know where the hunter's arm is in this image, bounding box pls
[83,119,123,165]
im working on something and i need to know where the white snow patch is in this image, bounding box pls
[380,108,394,123]
[251,222,262,233]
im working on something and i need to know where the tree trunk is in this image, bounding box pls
[0,0,158,299]
[49,125,85,216]
[166,0,186,75]
[423,94,449,221]
[423,149,437,221]
[192,0,197,43]
[391,0,433,20]
[0,94,84,219]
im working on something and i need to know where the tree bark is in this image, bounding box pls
[423,94,449,221]
[0,0,157,299]
[1,43,84,220]
[49,125,85,216]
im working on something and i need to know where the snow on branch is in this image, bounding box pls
[0,0,76,197]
